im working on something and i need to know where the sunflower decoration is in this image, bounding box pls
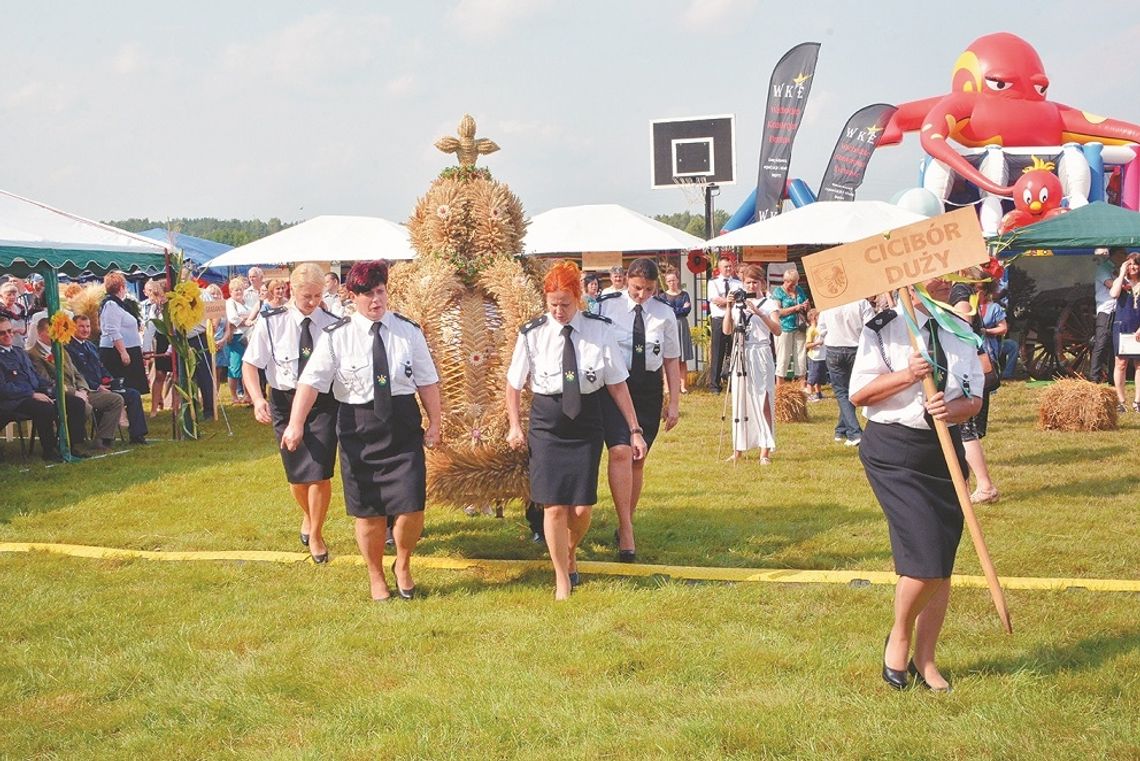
[167,280,204,333]
[47,311,77,345]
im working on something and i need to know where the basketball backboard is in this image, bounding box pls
[649,114,736,189]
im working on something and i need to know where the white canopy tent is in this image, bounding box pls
[708,201,929,248]
[523,204,705,255]
[204,215,415,269]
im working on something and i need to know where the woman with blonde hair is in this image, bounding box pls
[245,263,342,562]
[142,279,173,416]
[225,276,256,404]
[99,271,148,393]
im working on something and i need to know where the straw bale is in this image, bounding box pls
[1037,378,1118,431]
[775,383,809,423]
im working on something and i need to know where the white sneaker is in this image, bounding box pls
[833,435,845,443]
[844,438,861,447]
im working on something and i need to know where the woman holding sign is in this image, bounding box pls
[849,276,982,692]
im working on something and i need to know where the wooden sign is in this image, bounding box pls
[260,267,291,280]
[740,245,787,263]
[202,299,227,324]
[581,251,623,270]
[802,207,989,311]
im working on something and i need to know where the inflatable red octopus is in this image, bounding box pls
[879,32,1140,196]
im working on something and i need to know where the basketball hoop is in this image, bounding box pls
[673,176,710,212]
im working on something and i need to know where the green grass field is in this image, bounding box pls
[2,384,1138,759]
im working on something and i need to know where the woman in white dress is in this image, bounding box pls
[722,264,782,464]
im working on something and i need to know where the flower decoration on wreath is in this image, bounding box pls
[686,250,709,275]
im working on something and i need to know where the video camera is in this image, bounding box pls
[730,288,756,305]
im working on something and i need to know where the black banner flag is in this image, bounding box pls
[754,42,821,221]
[817,103,898,202]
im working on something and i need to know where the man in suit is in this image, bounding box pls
[67,314,149,444]
[29,318,122,452]
[0,316,89,460]
[707,255,742,393]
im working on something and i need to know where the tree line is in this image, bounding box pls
[105,217,294,248]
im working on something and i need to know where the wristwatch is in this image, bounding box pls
[629,426,644,435]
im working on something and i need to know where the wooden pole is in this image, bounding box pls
[898,288,1012,634]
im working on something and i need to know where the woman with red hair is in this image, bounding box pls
[506,260,645,600]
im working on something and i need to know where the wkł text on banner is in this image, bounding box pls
[754,42,821,222]
[817,103,898,202]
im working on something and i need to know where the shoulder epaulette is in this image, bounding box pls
[393,312,421,330]
[597,292,622,302]
[653,294,671,306]
[263,306,287,318]
[318,306,337,319]
[324,316,351,333]
[866,309,897,332]
[582,312,613,324]
[519,315,547,334]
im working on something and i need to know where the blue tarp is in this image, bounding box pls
[137,229,232,282]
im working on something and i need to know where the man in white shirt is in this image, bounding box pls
[1090,248,1126,383]
[706,255,743,393]
[244,267,265,311]
[322,272,345,317]
[820,298,875,445]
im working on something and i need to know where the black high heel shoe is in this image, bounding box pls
[398,586,416,600]
[908,660,951,693]
[300,532,310,547]
[882,635,910,690]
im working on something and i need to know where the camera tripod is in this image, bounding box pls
[719,301,752,464]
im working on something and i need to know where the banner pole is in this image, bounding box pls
[897,287,1012,634]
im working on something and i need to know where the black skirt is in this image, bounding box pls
[101,345,149,395]
[528,390,604,507]
[601,370,663,450]
[337,395,425,518]
[270,387,338,483]
[152,334,172,373]
[859,420,966,578]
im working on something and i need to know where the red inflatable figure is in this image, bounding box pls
[880,32,1140,196]
[999,160,1070,232]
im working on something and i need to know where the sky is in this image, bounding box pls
[3,1,1138,227]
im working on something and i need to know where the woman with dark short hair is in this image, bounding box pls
[506,261,645,599]
[283,260,441,601]
[597,257,681,561]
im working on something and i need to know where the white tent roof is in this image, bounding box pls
[524,204,705,255]
[708,201,929,248]
[1,188,171,271]
[204,215,415,268]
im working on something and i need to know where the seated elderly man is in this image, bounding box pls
[28,317,122,452]
[67,314,149,445]
[0,316,90,460]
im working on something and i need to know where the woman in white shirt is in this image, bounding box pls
[225,276,257,404]
[506,261,644,600]
[98,271,148,394]
[722,264,782,464]
[849,276,982,693]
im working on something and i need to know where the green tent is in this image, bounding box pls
[2,189,171,461]
[991,201,1140,253]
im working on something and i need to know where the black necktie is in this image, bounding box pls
[298,317,313,375]
[371,322,392,421]
[926,320,947,392]
[631,304,646,378]
[560,324,581,420]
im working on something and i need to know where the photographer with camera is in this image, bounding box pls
[722,264,782,464]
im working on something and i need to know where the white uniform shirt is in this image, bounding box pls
[243,305,340,391]
[322,292,346,317]
[597,292,681,372]
[850,310,983,430]
[299,310,439,403]
[507,310,628,395]
[707,275,744,318]
[819,300,875,348]
[600,286,624,296]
